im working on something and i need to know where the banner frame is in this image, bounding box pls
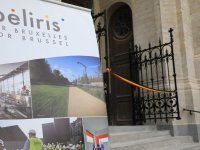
[40,0,91,13]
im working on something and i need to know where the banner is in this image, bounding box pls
[0,0,109,149]
[0,0,98,64]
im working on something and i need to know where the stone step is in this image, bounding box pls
[111,135,193,150]
[140,143,200,150]
[109,125,156,134]
[110,130,170,143]
[180,143,200,150]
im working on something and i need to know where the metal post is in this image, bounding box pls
[169,28,181,120]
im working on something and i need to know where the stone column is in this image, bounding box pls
[159,0,200,141]
[94,0,110,72]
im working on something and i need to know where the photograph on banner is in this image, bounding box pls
[82,117,110,150]
[0,117,85,150]
[0,62,32,119]
[29,56,107,118]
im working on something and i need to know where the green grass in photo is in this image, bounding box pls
[77,85,105,102]
[31,85,69,118]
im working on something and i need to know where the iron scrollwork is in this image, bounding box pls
[92,10,112,124]
[130,28,180,124]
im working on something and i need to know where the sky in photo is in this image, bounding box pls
[46,56,101,81]
[0,62,25,77]
[0,117,77,138]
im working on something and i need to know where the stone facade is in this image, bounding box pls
[93,0,200,141]
[44,0,200,141]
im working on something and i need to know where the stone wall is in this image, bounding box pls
[159,0,200,128]
[189,0,200,95]
[94,0,200,141]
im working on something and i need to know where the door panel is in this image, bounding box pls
[109,5,134,125]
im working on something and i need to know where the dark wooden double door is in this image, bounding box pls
[108,5,136,125]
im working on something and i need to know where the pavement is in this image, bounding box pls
[67,87,107,117]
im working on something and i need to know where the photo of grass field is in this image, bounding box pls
[29,56,107,118]
[31,85,69,118]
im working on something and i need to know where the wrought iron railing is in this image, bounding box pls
[129,28,180,124]
[92,9,180,124]
[92,10,112,124]
[183,108,200,115]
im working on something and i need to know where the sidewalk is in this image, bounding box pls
[68,87,107,117]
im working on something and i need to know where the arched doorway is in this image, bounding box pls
[108,4,135,125]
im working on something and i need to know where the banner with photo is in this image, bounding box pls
[0,0,110,149]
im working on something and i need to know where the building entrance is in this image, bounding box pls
[108,4,135,125]
[92,3,180,126]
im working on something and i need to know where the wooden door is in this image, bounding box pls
[109,5,134,125]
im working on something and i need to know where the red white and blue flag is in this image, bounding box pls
[86,130,94,143]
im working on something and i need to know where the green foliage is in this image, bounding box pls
[77,85,105,102]
[31,85,69,118]
[76,75,103,84]
[29,59,69,85]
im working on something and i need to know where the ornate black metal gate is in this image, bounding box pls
[129,28,180,124]
[92,10,180,124]
[92,10,112,124]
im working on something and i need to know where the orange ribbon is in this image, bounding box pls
[106,68,175,93]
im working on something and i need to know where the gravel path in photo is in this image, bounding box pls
[68,87,107,117]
